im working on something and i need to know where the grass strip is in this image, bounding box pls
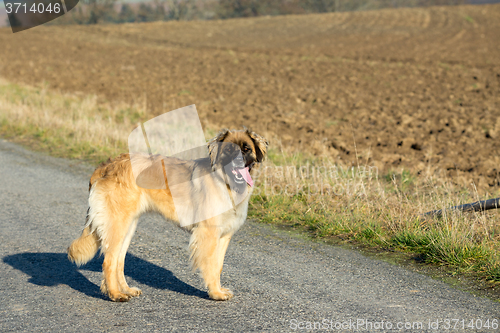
[1,78,499,283]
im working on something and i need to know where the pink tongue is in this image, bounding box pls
[238,167,253,187]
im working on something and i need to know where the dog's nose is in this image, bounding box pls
[234,154,244,165]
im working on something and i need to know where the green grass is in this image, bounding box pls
[249,151,500,282]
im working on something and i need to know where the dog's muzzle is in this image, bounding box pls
[230,157,253,186]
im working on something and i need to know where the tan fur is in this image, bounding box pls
[68,226,100,266]
[68,129,268,302]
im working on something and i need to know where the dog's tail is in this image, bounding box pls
[68,225,100,266]
[68,160,108,266]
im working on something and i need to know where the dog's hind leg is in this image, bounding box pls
[116,217,142,297]
[101,213,137,302]
[189,226,233,301]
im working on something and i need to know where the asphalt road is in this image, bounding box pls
[0,139,498,332]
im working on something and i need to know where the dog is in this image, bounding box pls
[67,128,268,302]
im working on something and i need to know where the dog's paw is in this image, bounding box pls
[109,291,132,302]
[208,288,234,301]
[125,287,142,297]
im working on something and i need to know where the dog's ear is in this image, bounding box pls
[208,129,230,169]
[245,128,269,163]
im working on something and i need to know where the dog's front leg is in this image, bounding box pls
[214,233,233,297]
[189,227,234,301]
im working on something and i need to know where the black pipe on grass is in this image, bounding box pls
[421,197,500,219]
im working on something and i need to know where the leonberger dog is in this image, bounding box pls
[68,128,268,302]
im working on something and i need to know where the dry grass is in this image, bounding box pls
[251,148,500,280]
[1,78,499,281]
[0,78,143,163]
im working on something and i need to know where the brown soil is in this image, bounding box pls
[0,4,499,191]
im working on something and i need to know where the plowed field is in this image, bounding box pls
[1,4,499,190]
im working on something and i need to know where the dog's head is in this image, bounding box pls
[208,128,268,190]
